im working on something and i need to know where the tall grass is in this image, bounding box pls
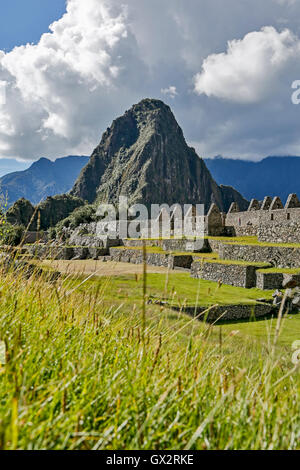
[0,258,299,450]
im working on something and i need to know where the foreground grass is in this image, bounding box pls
[0,265,299,450]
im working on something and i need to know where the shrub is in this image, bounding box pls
[47,227,57,240]
[37,194,86,230]
[56,204,96,234]
[0,223,24,246]
[5,195,86,231]
[6,198,35,229]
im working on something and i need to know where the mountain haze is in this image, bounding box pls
[205,156,300,202]
[0,156,89,205]
[72,99,248,212]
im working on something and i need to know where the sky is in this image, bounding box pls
[1,0,300,174]
[0,1,66,52]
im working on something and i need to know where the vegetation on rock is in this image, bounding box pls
[6,198,35,230]
[6,195,85,232]
[55,204,96,235]
[71,99,248,212]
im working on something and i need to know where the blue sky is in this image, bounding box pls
[0,0,66,173]
[0,0,66,51]
[1,0,300,177]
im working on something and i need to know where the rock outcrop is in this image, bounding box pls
[72,99,248,213]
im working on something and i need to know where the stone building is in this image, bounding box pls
[224,193,300,243]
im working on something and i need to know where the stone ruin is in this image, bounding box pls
[224,193,300,243]
[139,193,300,243]
[17,193,300,316]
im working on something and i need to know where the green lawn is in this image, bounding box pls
[69,271,272,306]
[69,272,300,345]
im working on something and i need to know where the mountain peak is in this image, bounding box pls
[0,155,89,205]
[30,157,53,170]
[132,98,169,112]
[71,99,248,212]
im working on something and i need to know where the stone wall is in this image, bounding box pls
[24,244,108,260]
[23,232,48,244]
[69,223,122,248]
[256,271,300,290]
[219,243,300,268]
[225,211,260,232]
[123,238,211,253]
[259,207,300,226]
[177,303,275,322]
[233,225,259,237]
[258,221,300,244]
[256,271,284,290]
[206,238,224,253]
[109,247,193,269]
[223,194,300,243]
[191,260,261,288]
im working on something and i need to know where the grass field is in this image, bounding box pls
[257,267,300,275]
[0,258,299,450]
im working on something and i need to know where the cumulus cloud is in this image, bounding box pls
[0,81,6,106]
[2,0,300,161]
[194,26,300,103]
[161,86,178,99]
[0,0,147,159]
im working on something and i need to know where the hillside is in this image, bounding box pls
[0,155,89,205]
[72,99,248,213]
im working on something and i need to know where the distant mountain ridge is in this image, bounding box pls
[204,156,300,203]
[0,155,89,205]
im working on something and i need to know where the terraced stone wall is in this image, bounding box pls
[256,271,284,290]
[24,245,108,260]
[180,303,274,322]
[109,247,193,269]
[123,238,211,253]
[219,243,300,269]
[190,260,260,288]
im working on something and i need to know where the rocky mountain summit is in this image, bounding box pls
[71,99,248,212]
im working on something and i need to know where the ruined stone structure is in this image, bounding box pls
[141,193,300,242]
[224,193,300,243]
[140,202,233,239]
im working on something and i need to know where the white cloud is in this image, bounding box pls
[194,26,300,103]
[161,86,178,99]
[0,0,147,159]
[2,0,300,161]
[0,81,6,106]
